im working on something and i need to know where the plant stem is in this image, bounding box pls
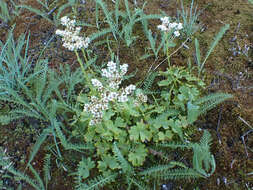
[166,34,170,67]
[75,50,86,76]
[81,48,94,74]
[75,50,92,90]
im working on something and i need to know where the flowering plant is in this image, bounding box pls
[56,16,90,51]
[74,58,208,177]
[157,16,184,66]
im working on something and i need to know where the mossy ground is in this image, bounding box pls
[0,0,252,189]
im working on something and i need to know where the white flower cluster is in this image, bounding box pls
[157,17,183,37]
[101,61,128,89]
[83,61,146,126]
[55,16,90,51]
[134,92,148,106]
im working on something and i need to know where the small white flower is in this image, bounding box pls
[160,17,169,24]
[157,25,168,32]
[137,93,148,103]
[91,79,103,88]
[125,84,136,95]
[157,17,183,36]
[107,61,117,71]
[120,64,128,75]
[177,23,183,30]
[169,22,178,29]
[174,31,180,37]
[60,16,70,26]
[118,94,128,102]
[108,92,118,101]
[109,82,119,89]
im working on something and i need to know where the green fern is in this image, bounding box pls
[54,120,94,151]
[178,0,200,37]
[194,93,233,115]
[43,154,51,189]
[0,148,50,190]
[143,72,158,93]
[95,0,162,47]
[113,142,133,174]
[0,0,11,23]
[77,174,117,190]
[195,24,230,76]
[160,168,203,180]
[26,129,50,169]
[128,177,150,190]
[139,164,177,177]
[156,130,215,179]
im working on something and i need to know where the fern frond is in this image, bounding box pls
[159,168,203,180]
[139,164,175,177]
[7,166,42,190]
[202,24,230,68]
[199,130,212,147]
[143,72,157,92]
[197,24,229,76]
[158,141,193,150]
[43,154,51,189]
[16,5,53,23]
[192,131,216,177]
[113,142,133,174]
[54,121,94,151]
[96,0,118,40]
[129,177,150,190]
[28,164,45,190]
[89,28,112,42]
[194,93,233,115]
[0,115,12,125]
[26,129,49,168]
[77,174,117,190]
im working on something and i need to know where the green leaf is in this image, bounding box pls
[187,102,200,124]
[128,144,148,166]
[152,113,170,129]
[98,155,119,171]
[158,132,166,141]
[77,157,95,179]
[201,24,230,73]
[114,117,126,128]
[168,119,184,140]
[129,121,152,142]
[165,130,173,140]
[103,110,115,120]
[195,38,201,67]
[122,102,140,117]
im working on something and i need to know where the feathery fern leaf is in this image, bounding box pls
[194,93,233,115]
[139,164,176,177]
[159,168,204,180]
[26,129,49,168]
[143,72,157,93]
[43,154,51,189]
[28,164,45,190]
[54,121,94,151]
[128,177,150,190]
[77,174,117,190]
[113,142,133,174]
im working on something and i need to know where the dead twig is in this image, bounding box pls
[216,106,223,144]
[238,116,253,129]
[241,129,253,158]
